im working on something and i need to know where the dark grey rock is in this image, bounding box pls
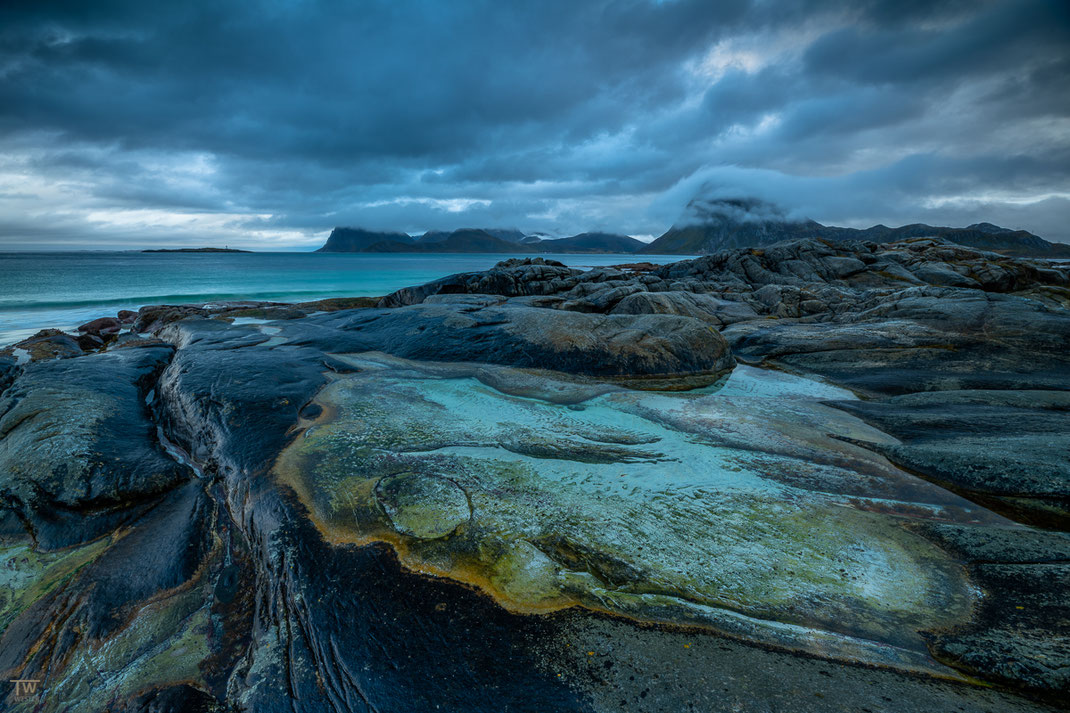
[133,303,210,332]
[929,563,1070,697]
[0,344,191,549]
[610,290,759,326]
[293,302,736,380]
[379,257,582,307]
[830,390,1070,528]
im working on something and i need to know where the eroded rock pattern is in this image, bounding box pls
[275,357,991,676]
[0,237,1067,712]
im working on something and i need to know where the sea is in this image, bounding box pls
[0,251,692,347]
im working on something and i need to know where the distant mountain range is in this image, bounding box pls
[317,202,1070,258]
[317,227,647,254]
[640,198,1070,258]
[143,247,252,253]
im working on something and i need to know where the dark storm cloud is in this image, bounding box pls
[0,0,1067,248]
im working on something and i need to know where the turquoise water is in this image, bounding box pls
[0,251,689,346]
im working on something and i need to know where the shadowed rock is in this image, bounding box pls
[0,344,191,550]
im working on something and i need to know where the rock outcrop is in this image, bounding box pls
[1,236,1068,712]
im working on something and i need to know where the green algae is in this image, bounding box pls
[375,472,471,539]
[15,572,213,712]
[0,538,110,635]
[274,353,998,674]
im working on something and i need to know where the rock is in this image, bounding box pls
[76,332,106,351]
[77,316,122,335]
[910,521,1070,565]
[375,473,471,539]
[108,333,167,349]
[422,293,506,307]
[10,329,83,362]
[134,304,209,333]
[276,356,1001,679]
[723,291,1070,396]
[830,390,1070,528]
[929,563,1070,697]
[292,295,381,311]
[910,522,1070,697]
[823,255,867,278]
[610,290,759,326]
[560,283,643,312]
[0,344,190,549]
[117,309,138,323]
[0,481,231,710]
[379,257,582,307]
[906,261,975,287]
[0,355,16,394]
[289,302,736,381]
[220,305,307,320]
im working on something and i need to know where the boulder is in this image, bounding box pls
[10,329,83,362]
[0,344,190,549]
[379,257,582,307]
[77,316,122,335]
[134,304,209,333]
[610,290,759,326]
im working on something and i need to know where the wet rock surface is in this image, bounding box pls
[830,390,1070,528]
[0,236,1068,711]
[375,472,472,539]
[0,344,190,550]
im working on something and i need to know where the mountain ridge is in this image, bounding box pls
[641,198,1070,258]
[318,227,646,254]
[317,202,1070,258]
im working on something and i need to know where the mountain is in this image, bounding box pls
[414,230,451,244]
[534,232,645,253]
[142,247,251,253]
[417,228,528,244]
[642,199,826,254]
[841,223,1069,257]
[316,228,414,252]
[642,198,1070,258]
[483,228,528,243]
[318,227,645,254]
[363,229,536,253]
[318,208,1069,258]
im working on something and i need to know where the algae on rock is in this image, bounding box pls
[275,354,998,675]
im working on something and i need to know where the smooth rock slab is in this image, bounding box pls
[295,301,737,382]
[275,354,999,676]
[0,344,191,549]
[831,390,1070,528]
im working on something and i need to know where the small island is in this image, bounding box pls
[141,247,252,253]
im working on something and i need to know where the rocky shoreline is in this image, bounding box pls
[1,237,1068,712]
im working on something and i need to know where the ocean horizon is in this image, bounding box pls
[0,251,691,346]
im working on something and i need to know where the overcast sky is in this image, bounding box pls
[1,0,1068,249]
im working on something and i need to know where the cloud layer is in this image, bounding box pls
[1,0,1067,248]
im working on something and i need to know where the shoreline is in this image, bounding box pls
[2,238,1068,710]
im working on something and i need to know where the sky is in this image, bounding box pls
[0,0,1068,250]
